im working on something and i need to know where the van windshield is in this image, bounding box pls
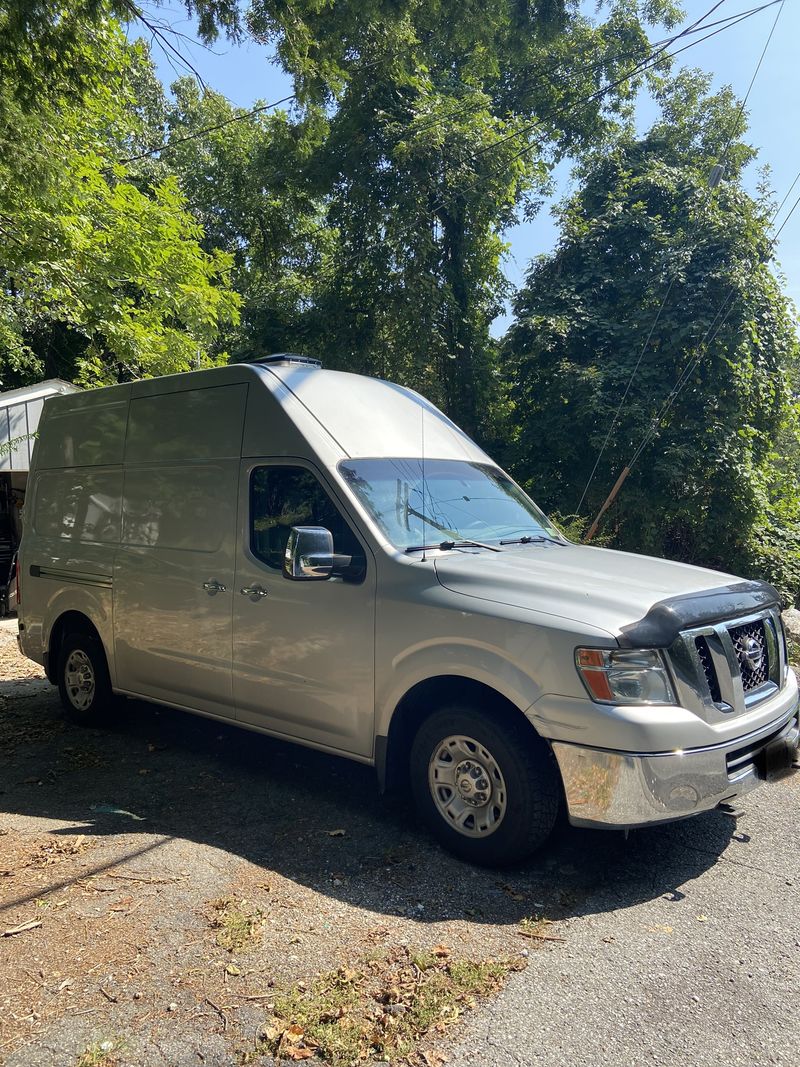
[338,458,560,550]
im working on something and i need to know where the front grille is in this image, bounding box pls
[695,636,721,703]
[728,619,769,692]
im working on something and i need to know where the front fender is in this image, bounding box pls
[375,636,540,740]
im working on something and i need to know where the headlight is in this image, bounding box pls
[575,648,676,705]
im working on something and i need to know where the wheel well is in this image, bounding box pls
[379,676,538,794]
[46,611,102,683]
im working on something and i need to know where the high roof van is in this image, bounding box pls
[17,356,799,865]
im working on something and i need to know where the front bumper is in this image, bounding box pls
[552,704,799,829]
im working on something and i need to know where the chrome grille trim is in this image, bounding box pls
[667,607,785,720]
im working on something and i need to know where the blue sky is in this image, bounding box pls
[145,0,800,329]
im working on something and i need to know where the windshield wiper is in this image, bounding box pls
[498,534,565,546]
[406,539,503,554]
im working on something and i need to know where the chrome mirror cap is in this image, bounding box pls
[283,526,334,581]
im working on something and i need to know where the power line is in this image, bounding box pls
[772,185,800,241]
[405,2,781,142]
[121,94,297,164]
[471,0,729,165]
[119,0,775,169]
[718,0,785,168]
[575,275,679,516]
[584,164,800,537]
[492,2,780,183]
[316,0,772,282]
[576,0,786,515]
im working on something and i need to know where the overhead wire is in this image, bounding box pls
[576,0,788,520]
[118,0,779,167]
[315,0,773,283]
[717,0,785,167]
[594,164,800,504]
[397,2,781,142]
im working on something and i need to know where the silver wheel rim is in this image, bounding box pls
[65,649,96,712]
[428,734,507,838]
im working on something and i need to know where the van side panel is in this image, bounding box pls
[112,384,247,716]
[34,392,128,468]
[19,390,129,674]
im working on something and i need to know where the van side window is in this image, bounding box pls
[250,466,365,578]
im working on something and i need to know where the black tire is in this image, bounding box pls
[56,630,115,726]
[410,704,560,867]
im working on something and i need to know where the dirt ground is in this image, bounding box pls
[0,622,555,1067]
[1,618,797,1067]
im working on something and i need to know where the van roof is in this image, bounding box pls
[260,362,488,463]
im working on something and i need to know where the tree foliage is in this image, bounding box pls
[156,0,683,436]
[0,14,240,388]
[503,74,800,601]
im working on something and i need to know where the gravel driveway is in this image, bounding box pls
[1,618,797,1066]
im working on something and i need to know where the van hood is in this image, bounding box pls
[433,543,780,646]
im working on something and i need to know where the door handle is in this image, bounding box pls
[203,579,227,595]
[240,584,268,601]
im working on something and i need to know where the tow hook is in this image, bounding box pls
[717,802,745,819]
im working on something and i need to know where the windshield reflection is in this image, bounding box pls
[339,458,560,550]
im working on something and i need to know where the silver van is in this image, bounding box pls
[17,356,799,865]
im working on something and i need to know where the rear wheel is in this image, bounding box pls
[410,704,560,866]
[57,631,115,726]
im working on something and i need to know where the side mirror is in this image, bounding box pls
[283,526,334,581]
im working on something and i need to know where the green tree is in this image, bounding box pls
[0,19,240,388]
[246,0,682,436]
[503,73,800,601]
[161,79,333,360]
[0,0,240,109]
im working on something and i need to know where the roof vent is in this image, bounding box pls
[238,353,322,369]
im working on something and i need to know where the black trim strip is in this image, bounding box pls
[29,565,112,589]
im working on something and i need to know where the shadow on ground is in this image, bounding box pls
[0,678,737,926]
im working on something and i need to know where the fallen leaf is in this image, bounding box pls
[3,919,42,937]
[422,1051,448,1066]
[109,897,134,911]
[432,944,451,958]
[286,1050,312,1061]
[225,964,241,976]
[325,829,346,837]
[649,924,673,934]
[696,914,708,922]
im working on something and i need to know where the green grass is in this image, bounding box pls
[209,897,264,952]
[244,947,523,1066]
[75,1038,126,1067]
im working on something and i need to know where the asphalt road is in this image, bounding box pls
[1,614,798,1067]
[447,765,800,1067]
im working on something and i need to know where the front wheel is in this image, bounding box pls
[57,631,115,726]
[410,705,561,866]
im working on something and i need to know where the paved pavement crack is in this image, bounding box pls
[680,841,790,880]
